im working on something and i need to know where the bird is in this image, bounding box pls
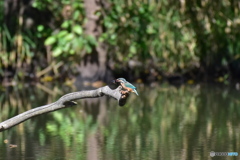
[114,78,139,96]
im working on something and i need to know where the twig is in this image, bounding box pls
[0,85,128,132]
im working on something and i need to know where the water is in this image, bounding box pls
[0,83,240,160]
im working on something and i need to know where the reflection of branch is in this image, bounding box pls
[36,61,63,77]
[36,83,56,95]
[0,86,128,132]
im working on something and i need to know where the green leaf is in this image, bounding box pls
[94,10,101,17]
[57,30,68,38]
[63,43,70,52]
[130,45,137,54]
[110,34,116,40]
[61,21,70,29]
[65,33,74,41]
[139,7,145,13]
[77,38,85,49]
[44,37,56,45]
[74,37,84,49]
[73,10,80,20]
[85,45,92,53]
[98,37,104,42]
[99,33,107,42]
[32,2,38,8]
[37,25,44,32]
[73,25,83,35]
[87,36,97,45]
[69,49,75,55]
[52,48,62,57]
[116,5,122,13]
[146,25,156,34]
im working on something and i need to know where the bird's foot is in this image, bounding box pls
[120,90,128,94]
[120,90,129,99]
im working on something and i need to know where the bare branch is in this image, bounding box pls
[0,85,127,132]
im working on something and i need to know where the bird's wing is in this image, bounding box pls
[125,82,136,89]
[133,89,139,96]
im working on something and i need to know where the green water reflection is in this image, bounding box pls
[0,84,240,160]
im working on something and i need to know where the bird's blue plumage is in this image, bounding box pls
[116,78,139,96]
[125,82,136,89]
[133,89,139,96]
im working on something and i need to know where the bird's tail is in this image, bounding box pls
[133,89,139,96]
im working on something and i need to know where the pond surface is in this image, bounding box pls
[0,83,240,160]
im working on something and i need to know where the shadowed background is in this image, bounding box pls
[1,0,240,84]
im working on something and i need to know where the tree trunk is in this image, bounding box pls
[78,0,113,85]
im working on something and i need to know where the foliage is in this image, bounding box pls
[102,0,198,72]
[43,1,97,59]
[102,0,240,74]
[184,0,240,72]
[0,0,240,81]
[0,0,94,81]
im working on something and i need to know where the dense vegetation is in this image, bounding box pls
[1,0,240,84]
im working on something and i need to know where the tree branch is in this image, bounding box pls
[0,85,128,132]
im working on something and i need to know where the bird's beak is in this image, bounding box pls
[113,79,120,84]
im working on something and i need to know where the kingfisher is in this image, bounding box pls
[114,78,139,96]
